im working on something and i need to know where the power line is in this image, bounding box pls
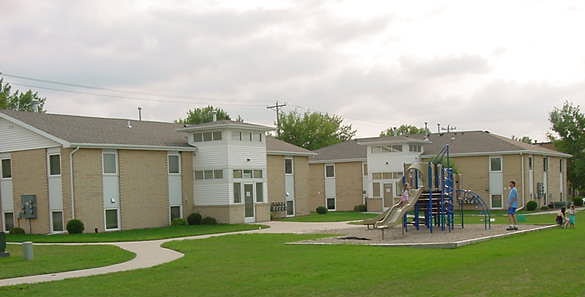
[1,71,266,107]
[267,100,287,136]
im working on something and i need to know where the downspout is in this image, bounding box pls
[518,152,526,211]
[69,147,80,219]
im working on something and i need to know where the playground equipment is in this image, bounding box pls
[363,144,491,236]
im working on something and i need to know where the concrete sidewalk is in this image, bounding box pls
[0,221,359,287]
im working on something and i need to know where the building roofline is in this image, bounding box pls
[421,150,571,158]
[267,150,317,157]
[70,143,198,152]
[0,111,71,147]
[177,121,273,132]
[309,157,366,164]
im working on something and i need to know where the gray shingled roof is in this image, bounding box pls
[266,136,315,156]
[0,110,308,153]
[310,131,570,162]
[1,109,192,149]
[177,119,273,131]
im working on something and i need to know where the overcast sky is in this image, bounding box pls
[1,0,584,140]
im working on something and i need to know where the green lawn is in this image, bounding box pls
[279,211,378,222]
[2,213,583,297]
[0,244,134,279]
[6,224,265,243]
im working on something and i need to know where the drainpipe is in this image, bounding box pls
[518,152,526,211]
[69,147,80,219]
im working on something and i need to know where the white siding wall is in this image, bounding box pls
[195,182,230,205]
[0,118,59,152]
[365,144,421,198]
[47,148,63,211]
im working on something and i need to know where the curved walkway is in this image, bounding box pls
[0,221,360,287]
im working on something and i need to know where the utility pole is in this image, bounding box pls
[267,100,286,136]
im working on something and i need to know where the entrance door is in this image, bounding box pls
[244,184,255,223]
[383,183,394,208]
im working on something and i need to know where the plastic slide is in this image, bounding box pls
[374,188,423,230]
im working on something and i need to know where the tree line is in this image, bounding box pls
[1,79,583,193]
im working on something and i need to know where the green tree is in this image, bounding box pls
[0,78,46,112]
[548,101,585,193]
[177,105,231,124]
[380,124,427,137]
[277,111,356,150]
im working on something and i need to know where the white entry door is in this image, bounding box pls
[244,184,255,223]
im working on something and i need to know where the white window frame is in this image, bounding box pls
[326,197,336,211]
[233,182,242,204]
[169,205,183,222]
[102,151,118,176]
[167,153,181,175]
[47,153,62,177]
[325,164,335,178]
[490,194,504,209]
[104,208,121,231]
[284,158,294,175]
[489,156,503,172]
[50,210,65,233]
[3,212,14,232]
[0,158,12,180]
[255,182,264,203]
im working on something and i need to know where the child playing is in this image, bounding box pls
[557,207,567,228]
[568,204,576,228]
[399,183,410,208]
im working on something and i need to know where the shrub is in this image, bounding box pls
[66,219,85,234]
[353,204,367,212]
[187,213,202,225]
[541,206,550,211]
[171,218,187,226]
[316,206,328,214]
[201,216,217,225]
[9,227,25,235]
[573,198,584,207]
[526,201,538,211]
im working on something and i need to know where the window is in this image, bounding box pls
[372,182,381,197]
[105,209,119,230]
[543,157,548,172]
[231,131,241,141]
[1,159,11,179]
[52,211,64,232]
[49,154,61,176]
[243,169,252,178]
[363,163,367,176]
[3,212,14,232]
[372,145,402,153]
[214,169,223,179]
[560,159,563,172]
[212,131,222,141]
[284,159,293,174]
[256,183,264,202]
[193,133,203,142]
[325,165,335,178]
[489,157,502,172]
[409,144,422,152]
[528,157,533,170]
[326,198,336,210]
[203,132,213,142]
[491,195,503,209]
[372,173,383,180]
[204,170,214,179]
[382,172,393,179]
[391,145,403,152]
[102,152,117,174]
[233,170,242,178]
[170,206,181,220]
[241,132,251,141]
[233,183,242,203]
[253,133,262,142]
[195,170,204,180]
[168,155,180,174]
[253,170,263,178]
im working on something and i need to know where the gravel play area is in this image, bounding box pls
[291,224,557,248]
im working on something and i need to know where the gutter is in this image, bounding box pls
[518,152,525,211]
[69,147,80,219]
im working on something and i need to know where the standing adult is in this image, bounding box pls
[507,180,519,231]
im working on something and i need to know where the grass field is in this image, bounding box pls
[278,211,378,222]
[2,213,582,297]
[6,224,264,243]
[0,244,134,279]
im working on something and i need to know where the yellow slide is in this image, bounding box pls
[374,188,423,230]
